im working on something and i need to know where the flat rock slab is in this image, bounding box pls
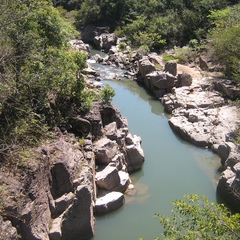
[95,191,124,214]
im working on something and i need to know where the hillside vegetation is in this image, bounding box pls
[0,0,105,163]
[55,0,240,82]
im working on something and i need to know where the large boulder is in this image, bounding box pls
[81,25,97,43]
[146,71,176,90]
[93,138,118,165]
[125,134,145,172]
[69,39,90,56]
[83,104,104,138]
[177,73,192,87]
[95,191,125,214]
[96,165,130,193]
[95,166,121,191]
[100,104,127,129]
[94,33,117,52]
[138,57,156,79]
[70,116,91,136]
[164,60,177,76]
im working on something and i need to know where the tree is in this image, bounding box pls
[156,194,240,240]
[207,4,240,82]
[0,0,87,154]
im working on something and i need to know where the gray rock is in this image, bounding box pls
[70,116,91,136]
[61,185,94,240]
[104,122,118,141]
[126,135,145,172]
[138,57,156,78]
[49,217,62,240]
[69,39,90,56]
[81,25,97,43]
[53,192,75,217]
[0,216,18,240]
[95,191,125,214]
[217,166,240,211]
[212,144,231,165]
[93,138,118,165]
[95,166,120,190]
[213,79,240,100]
[177,73,192,87]
[165,60,177,76]
[83,104,104,138]
[146,71,175,90]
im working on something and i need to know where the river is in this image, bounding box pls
[89,56,222,240]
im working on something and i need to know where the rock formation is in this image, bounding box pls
[82,28,240,212]
[0,103,144,239]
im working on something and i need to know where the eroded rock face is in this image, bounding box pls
[217,165,240,211]
[213,79,240,100]
[0,102,145,239]
[61,185,94,240]
[0,216,18,240]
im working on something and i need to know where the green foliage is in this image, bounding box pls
[70,0,230,49]
[101,83,116,104]
[156,194,240,240]
[0,0,89,156]
[119,41,127,51]
[207,4,240,82]
[188,39,199,48]
[163,46,198,64]
[163,55,179,63]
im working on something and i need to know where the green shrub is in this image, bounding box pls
[101,83,116,104]
[119,41,127,51]
[163,54,179,63]
[156,194,240,240]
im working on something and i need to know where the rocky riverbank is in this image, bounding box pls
[78,26,240,211]
[0,103,144,239]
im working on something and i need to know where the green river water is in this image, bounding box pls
[89,58,222,240]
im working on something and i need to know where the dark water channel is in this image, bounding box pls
[88,52,221,240]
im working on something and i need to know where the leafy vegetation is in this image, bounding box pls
[0,0,89,158]
[155,194,240,240]
[54,0,240,82]
[101,83,116,104]
[207,4,240,82]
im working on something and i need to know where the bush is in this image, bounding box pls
[101,83,116,104]
[119,41,127,51]
[156,194,240,240]
[207,4,240,83]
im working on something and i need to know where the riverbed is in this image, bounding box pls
[89,60,221,240]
